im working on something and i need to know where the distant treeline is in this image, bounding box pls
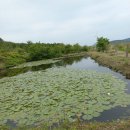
[0,38,89,68]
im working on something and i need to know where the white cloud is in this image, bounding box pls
[0,0,130,45]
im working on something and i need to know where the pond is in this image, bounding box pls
[65,57,130,121]
[0,56,130,127]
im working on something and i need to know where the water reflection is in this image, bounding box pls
[92,105,130,122]
[0,56,85,78]
[0,67,29,78]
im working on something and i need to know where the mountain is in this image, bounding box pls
[110,38,130,44]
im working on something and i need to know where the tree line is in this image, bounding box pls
[0,38,89,68]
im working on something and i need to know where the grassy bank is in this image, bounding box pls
[0,40,89,70]
[0,51,29,69]
[88,51,130,79]
[1,119,130,130]
[0,52,88,70]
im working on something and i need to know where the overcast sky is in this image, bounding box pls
[0,0,130,45]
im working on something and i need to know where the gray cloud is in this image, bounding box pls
[0,0,130,45]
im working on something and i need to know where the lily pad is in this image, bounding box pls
[0,67,130,126]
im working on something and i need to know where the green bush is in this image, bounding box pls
[96,37,110,52]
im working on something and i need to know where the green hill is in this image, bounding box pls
[110,38,130,44]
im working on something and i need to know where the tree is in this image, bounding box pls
[82,45,88,51]
[65,44,73,53]
[27,40,33,44]
[73,43,81,52]
[96,37,110,52]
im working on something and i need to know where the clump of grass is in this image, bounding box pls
[124,58,129,65]
[1,119,130,130]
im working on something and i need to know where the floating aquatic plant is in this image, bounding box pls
[0,67,130,126]
[13,59,60,68]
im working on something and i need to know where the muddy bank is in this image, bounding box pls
[88,51,130,79]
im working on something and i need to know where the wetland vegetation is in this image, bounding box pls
[0,37,130,130]
[0,38,88,69]
[1,67,130,126]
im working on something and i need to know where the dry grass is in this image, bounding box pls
[1,120,130,130]
[88,51,130,79]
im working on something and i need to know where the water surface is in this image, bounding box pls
[1,56,130,122]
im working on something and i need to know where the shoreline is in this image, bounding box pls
[0,52,88,70]
[1,119,130,130]
[88,51,130,79]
